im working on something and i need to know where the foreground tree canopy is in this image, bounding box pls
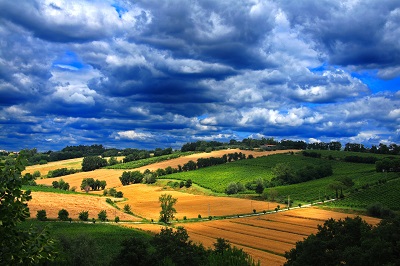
[0,155,56,264]
[284,216,400,266]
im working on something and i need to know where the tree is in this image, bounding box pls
[58,209,70,221]
[0,155,56,263]
[112,237,152,266]
[82,156,107,171]
[98,210,107,221]
[328,181,343,199]
[36,209,47,221]
[284,216,400,266]
[159,194,177,223]
[79,210,89,221]
[185,179,193,188]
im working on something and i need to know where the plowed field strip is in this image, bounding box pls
[204,222,302,244]
[253,213,323,228]
[232,218,314,236]
[182,224,292,255]
[188,232,287,266]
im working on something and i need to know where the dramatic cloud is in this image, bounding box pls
[0,0,399,151]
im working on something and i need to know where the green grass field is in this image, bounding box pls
[19,221,152,266]
[160,152,400,207]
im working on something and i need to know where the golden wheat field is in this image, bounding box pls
[115,183,282,220]
[28,192,140,221]
[173,208,381,266]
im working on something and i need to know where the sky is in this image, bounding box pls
[0,0,400,152]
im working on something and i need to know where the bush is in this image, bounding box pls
[225,182,238,195]
[78,211,89,221]
[185,179,193,188]
[115,216,120,223]
[98,210,107,222]
[123,204,132,214]
[366,202,395,218]
[115,191,124,198]
[36,209,47,221]
[58,209,70,221]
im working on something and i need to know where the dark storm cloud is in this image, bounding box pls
[279,0,400,70]
[0,0,399,151]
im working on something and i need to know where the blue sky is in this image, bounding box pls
[0,0,399,151]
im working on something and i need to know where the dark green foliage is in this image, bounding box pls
[112,237,152,266]
[376,157,400,172]
[79,211,89,221]
[185,179,193,188]
[48,167,79,178]
[36,209,47,221]
[57,234,100,266]
[58,209,69,221]
[0,155,56,263]
[159,194,177,223]
[284,216,400,266]
[344,155,378,164]
[115,191,124,198]
[119,170,144,185]
[81,178,106,191]
[152,227,207,266]
[123,204,132,214]
[366,202,395,218]
[302,151,322,158]
[82,156,108,172]
[98,210,107,221]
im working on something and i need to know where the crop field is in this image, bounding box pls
[116,183,282,220]
[35,169,126,190]
[326,178,400,210]
[23,157,84,176]
[176,207,380,266]
[27,191,140,221]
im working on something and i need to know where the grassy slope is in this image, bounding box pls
[160,152,400,207]
[20,221,152,266]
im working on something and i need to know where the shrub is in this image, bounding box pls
[58,209,69,221]
[115,216,120,223]
[98,210,107,221]
[115,191,124,198]
[36,209,47,221]
[78,211,89,221]
[225,182,238,195]
[198,214,202,219]
[185,179,193,188]
[366,202,395,218]
[123,204,132,213]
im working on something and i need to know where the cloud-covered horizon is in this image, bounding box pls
[0,0,399,151]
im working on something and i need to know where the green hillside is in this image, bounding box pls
[161,152,400,207]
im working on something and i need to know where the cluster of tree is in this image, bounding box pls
[328,177,355,199]
[112,227,259,266]
[284,216,400,266]
[269,163,333,187]
[52,178,70,190]
[302,151,322,158]
[306,141,342,151]
[344,155,378,164]
[366,202,396,219]
[245,178,265,195]
[81,156,108,171]
[80,178,107,192]
[344,142,400,155]
[225,182,246,195]
[48,167,80,178]
[119,171,145,185]
[104,188,124,198]
[375,157,400,172]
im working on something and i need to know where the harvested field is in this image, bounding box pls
[35,169,125,190]
[116,183,279,220]
[24,157,83,176]
[28,191,140,221]
[176,207,380,266]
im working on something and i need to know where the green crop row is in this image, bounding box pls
[161,152,399,204]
